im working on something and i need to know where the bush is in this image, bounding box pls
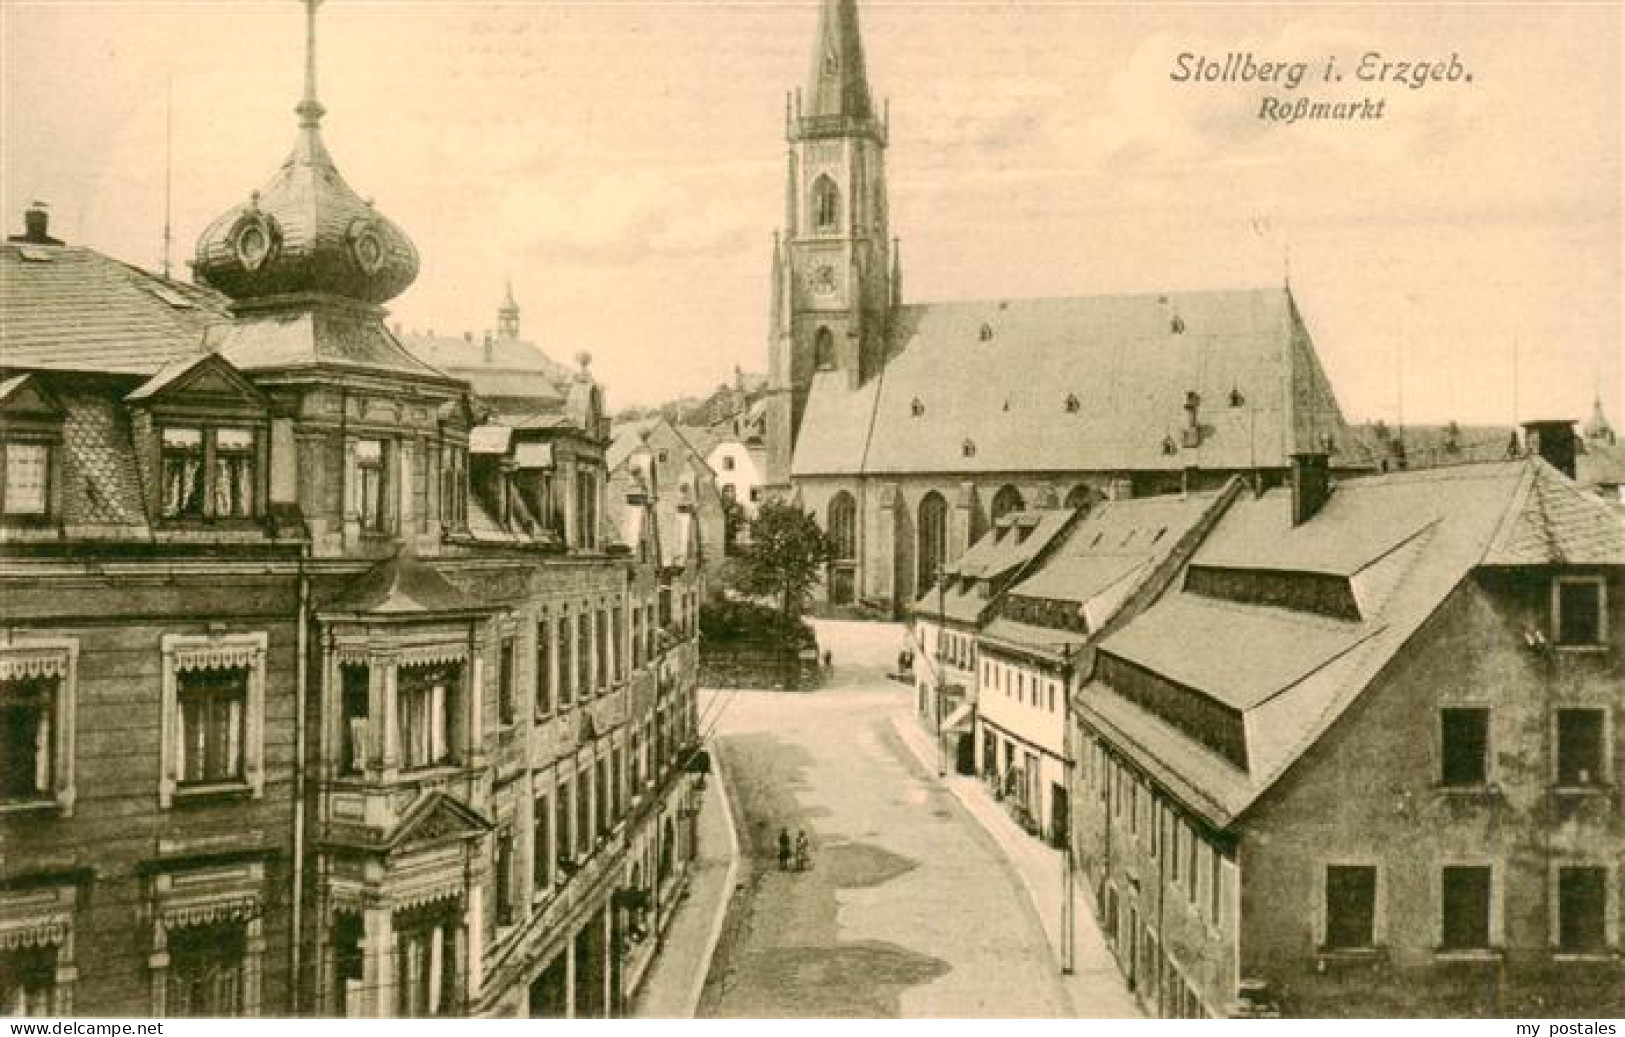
[700,599,815,647]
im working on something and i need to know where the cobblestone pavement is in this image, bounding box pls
[695,619,1077,1018]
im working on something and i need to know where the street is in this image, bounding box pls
[695,620,1080,1018]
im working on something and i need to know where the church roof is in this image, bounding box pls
[791,287,1352,478]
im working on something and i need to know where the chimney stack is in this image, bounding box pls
[1290,452,1332,525]
[1521,420,1578,479]
[8,201,62,245]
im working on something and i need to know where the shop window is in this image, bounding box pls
[1440,707,1489,786]
[1440,865,1492,951]
[1557,866,1608,954]
[1556,708,1605,787]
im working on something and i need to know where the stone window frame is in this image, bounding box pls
[147,861,266,1017]
[1547,859,1618,958]
[1432,858,1504,959]
[0,635,79,815]
[1312,859,1386,955]
[0,880,81,1015]
[159,633,268,808]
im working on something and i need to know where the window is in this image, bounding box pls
[440,445,468,529]
[1187,834,1199,905]
[576,613,591,697]
[176,668,248,785]
[631,607,643,670]
[162,428,206,518]
[576,767,590,856]
[812,175,841,232]
[168,922,246,1017]
[595,756,609,838]
[161,427,258,520]
[1555,578,1606,647]
[1440,865,1492,951]
[918,492,948,594]
[494,827,515,927]
[722,456,736,471]
[612,607,625,682]
[1557,866,1608,953]
[1,945,57,1016]
[558,615,573,707]
[356,439,387,532]
[2,441,49,516]
[595,610,608,691]
[399,664,457,770]
[498,637,516,726]
[557,779,573,867]
[340,665,368,775]
[611,747,624,822]
[535,619,552,716]
[213,428,256,518]
[533,792,552,891]
[749,487,762,503]
[992,485,1025,522]
[1556,708,1605,787]
[1,675,57,803]
[1440,707,1489,786]
[814,328,836,370]
[828,492,857,562]
[396,909,457,1017]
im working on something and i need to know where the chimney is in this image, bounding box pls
[1522,420,1578,479]
[1290,452,1332,525]
[8,201,62,245]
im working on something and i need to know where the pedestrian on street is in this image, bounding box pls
[822,649,833,677]
[794,829,810,871]
[777,827,791,871]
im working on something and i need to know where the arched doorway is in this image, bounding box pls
[992,485,1025,521]
[917,491,947,592]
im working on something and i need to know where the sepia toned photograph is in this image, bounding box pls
[1,0,1620,1022]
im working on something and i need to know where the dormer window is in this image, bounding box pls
[979,324,994,342]
[962,440,977,458]
[2,442,50,517]
[1171,316,1186,334]
[159,426,259,521]
[1065,394,1080,414]
[911,398,925,417]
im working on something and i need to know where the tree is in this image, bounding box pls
[726,500,834,621]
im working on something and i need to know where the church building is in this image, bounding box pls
[765,0,1363,615]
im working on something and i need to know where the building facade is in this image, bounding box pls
[766,0,1363,616]
[1071,448,1624,1017]
[1,6,702,1019]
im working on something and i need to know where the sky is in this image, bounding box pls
[2,1,1620,425]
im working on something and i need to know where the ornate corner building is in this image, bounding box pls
[0,2,704,1019]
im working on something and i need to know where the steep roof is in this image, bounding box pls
[911,508,1076,624]
[321,552,490,615]
[792,287,1352,477]
[1,243,227,375]
[804,0,875,121]
[1079,459,1625,830]
[400,331,571,405]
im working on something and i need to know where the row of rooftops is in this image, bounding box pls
[917,449,1625,830]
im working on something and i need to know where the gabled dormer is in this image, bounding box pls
[126,353,270,527]
[0,373,67,525]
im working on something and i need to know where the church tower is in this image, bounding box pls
[497,279,521,339]
[765,0,897,490]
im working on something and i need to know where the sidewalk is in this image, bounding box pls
[628,750,742,1018]
[890,711,1143,1020]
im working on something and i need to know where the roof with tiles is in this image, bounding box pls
[1080,458,1625,830]
[911,507,1077,623]
[1,243,226,375]
[792,286,1353,477]
[400,331,572,406]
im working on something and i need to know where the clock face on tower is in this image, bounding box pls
[810,263,838,296]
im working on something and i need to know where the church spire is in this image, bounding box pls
[296,0,326,129]
[498,278,520,339]
[806,0,875,121]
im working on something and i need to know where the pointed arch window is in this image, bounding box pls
[992,485,1025,521]
[828,491,857,562]
[917,491,948,593]
[814,327,836,371]
[812,176,842,233]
